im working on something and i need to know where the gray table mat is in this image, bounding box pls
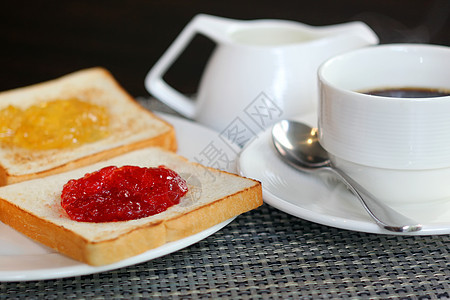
[2,98,450,299]
[2,204,450,299]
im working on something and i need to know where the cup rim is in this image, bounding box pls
[318,43,450,102]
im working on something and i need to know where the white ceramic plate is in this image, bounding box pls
[238,112,450,236]
[0,113,236,282]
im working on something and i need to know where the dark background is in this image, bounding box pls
[1,0,449,98]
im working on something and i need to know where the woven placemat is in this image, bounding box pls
[2,204,450,299]
[2,99,450,299]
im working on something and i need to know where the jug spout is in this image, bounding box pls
[318,21,379,45]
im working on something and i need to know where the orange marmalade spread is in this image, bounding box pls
[0,99,110,150]
[61,165,189,222]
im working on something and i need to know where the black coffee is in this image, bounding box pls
[362,87,450,98]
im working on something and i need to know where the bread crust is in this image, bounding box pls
[3,128,176,185]
[0,199,92,262]
[165,184,263,242]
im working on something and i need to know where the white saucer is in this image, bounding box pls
[0,113,237,282]
[238,113,450,236]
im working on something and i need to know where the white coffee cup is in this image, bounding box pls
[146,14,378,145]
[318,44,450,203]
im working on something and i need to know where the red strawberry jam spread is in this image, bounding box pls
[61,165,188,222]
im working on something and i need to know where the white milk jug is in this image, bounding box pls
[146,14,378,141]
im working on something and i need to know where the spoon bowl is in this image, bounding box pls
[271,121,329,168]
[271,119,422,233]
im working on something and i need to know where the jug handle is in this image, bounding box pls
[145,14,233,118]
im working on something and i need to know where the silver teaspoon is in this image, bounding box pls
[271,120,422,233]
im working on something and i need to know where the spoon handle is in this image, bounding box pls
[326,167,422,233]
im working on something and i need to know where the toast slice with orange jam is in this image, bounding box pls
[0,68,176,186]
